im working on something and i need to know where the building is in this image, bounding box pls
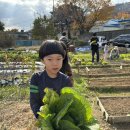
[8,30,32,40]
[90,18,130,33]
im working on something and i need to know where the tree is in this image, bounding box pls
[84,0,114,31]
[7,29,19,32]
[0,32,15,48]
[55,0,113,33]
[32,15,56,40]
[0,21,5,31]
[114,12,130,19]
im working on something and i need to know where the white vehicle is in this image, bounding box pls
[97,36,107,47]
[88,36,107,48]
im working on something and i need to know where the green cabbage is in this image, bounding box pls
[37,87,100,130]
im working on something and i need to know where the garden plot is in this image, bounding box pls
[79,65,130,89]
[79,66,130,78]
[89,76,130,89]
[97,96,130,124]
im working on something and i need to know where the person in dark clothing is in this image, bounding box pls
[59,32,69,50]
[90,33,99,63]
[60,42,73,82]
[30,40,73,118]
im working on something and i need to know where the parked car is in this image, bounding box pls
[109,34,130,48]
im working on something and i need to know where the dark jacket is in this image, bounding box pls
[90,36,99,51]
[30,70,73,118]
[59,36,69,48]
[60,53,72,77]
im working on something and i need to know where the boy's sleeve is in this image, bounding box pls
[30,73,41,118]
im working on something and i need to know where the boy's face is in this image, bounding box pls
[42,54,63,76]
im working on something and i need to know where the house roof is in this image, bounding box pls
[103,19,120,27]
[103,19,130,27]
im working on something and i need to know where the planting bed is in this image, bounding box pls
[79,67,130,77]
[97,96,130,123]
[89,76,130,89]
[84,62,130,129]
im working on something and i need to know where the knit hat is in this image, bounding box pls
[39,40,65,59]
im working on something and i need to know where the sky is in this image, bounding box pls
[0,0,130,31]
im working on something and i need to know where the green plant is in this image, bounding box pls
[37,87,100,130]
[0,86,29,101]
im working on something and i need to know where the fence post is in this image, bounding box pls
[86,67,90,85]
[75,60,81,74]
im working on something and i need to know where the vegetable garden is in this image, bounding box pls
[1,49,130,130]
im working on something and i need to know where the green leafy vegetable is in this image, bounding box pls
[53,98,73,128]
[58,120,81,130]
[37,87,100,130]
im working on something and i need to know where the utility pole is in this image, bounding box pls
[52,0,56,35]
[52,0,55,27]
[53,0,54,15]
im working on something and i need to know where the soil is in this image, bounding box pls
[1,99,130,130]
[98,97,130,116]
[0,100,115,130]
[79,67,130,76]
[89,76,130,88]
[0,101,35,130]
[79,66,130,89]
[86,64,130,130]
[93,101,130,130]
[93,102,116,130]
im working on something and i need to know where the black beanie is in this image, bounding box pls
[39,40,65,59]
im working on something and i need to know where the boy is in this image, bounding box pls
[30,40,73,118]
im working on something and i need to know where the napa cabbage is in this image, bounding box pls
[37,87,100,130]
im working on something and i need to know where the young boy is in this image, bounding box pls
[30,40,73,118]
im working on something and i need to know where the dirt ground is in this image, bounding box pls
[1,63,130,130]
[99,97,130,116]
[0,100,115,130]
[89,76,130,88]
[80,67,130,76]
[0,101,35,130]
[1,97,130,130]
[93,100,130,130]
[85,63,130,130]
